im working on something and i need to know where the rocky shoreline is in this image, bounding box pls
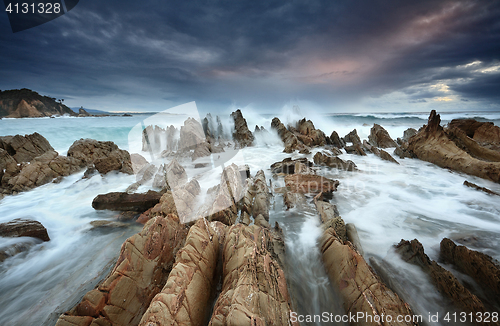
[1,109,500,325]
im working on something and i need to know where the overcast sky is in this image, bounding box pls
[1,0,499,113]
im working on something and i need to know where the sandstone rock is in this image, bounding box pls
[231,109,254,148]
[56,215,189,326]
[449,119,500,148]
[445,126,500,162]
[67,139,133,175]
[0,132,53,163]
[139,219,222,326]
[0,148,20,188]
[152,159,188,190]
[396,239,488,318]
[344,143,366,156]
[209,224,296,326]
[313,151,357,171]
[343,129,361,145]
[252,170,270,224]
[408,110,500,182]
[345,223,364,256]
[440,238,500,305]
[314,199,346,242]
[159,179,201,223]
[130,153,148,174]
[463,180,500,196]
[394,142,416,159]
[368,124,397,148]
[89,220,128,230]
[379,149,399,164]
[320,228,416,325]
[92,190,162,212]
[285,174,339,194]
[402,128,418,142]
[179,118,206,151]
[270,117,309,153]
[270,157,313,175]
[0,218,50,241]
[126,164,158,193]
[295,118,327,146]
[329,130,345,148]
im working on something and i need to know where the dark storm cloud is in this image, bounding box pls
[0,0,499,112]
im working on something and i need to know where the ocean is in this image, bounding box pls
[1,110,500,325]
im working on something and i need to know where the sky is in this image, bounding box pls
[1,0,499,114]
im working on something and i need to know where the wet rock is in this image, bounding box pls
[271,117,309,153]
[179,118,206,152]
[394,142,416,159]
[329,130,345,148]
[126,163,157,193]
[209,224,296,326]
[440,238,500,305]
[343,129,361,145]
[155,179,201,223]
[445,126,500,162]
[402,128,418,142]
[231,109,254,148]
[0,148,21,187]
[463,180,500,196]
[192,142,211,161]
[330,146,343,155]
[67,139,133,175]
[408,110,500,182]
[449,119,500,149]
[194,163,209,168]
[139,219,222,326]
[313,151,357,171]
[396,239,488,317]
[82,166,98,179]
[92,190,162,212]
[136,207,153,225]
[89,220,128,230]
[344,143,366,156]
[0,132,53,163]
[368,124,397,148]
[284,174,339,194]
[56,215,189,326]
[0,218,50,241]
[315,199,346,242]
[0,237,40,263]
[130,153,148,174]
[152,158,188,190]
[320,227,416,325]
[252,170,270,226]
[295,118,327,146]
[345,223,364,256]
[379,148,399,164]
[270,157,313,175]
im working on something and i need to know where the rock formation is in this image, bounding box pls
[368,124,397,148]
[285,174,339,194]
[55,215,189,326]
[152,158,188,190]
[313,151,357,171]
[0,88,76,118]
[463,180,500,196]
[343,129,361,145]
[231,109,254,148]
[251,170,270,228]
[440,238,500,306]
[408,110,500,182]
[270,117,310,153]
[270,157,313,175]
[0,218,50,241]
[294,118,327,146]
[92,190,163,212]
[0,132,53,162]
[329,130,345,148]
[449,119,500,150]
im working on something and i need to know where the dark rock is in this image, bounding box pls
[231,109,254,148]
[0,88,76,118]
[0,132,53,163]
[270,157,313,175]
[0,218,50,241]
[379,148,399,164]
[82,166,98,179]
[313,151,357,171]
[89,220,128,230]
[344,143,366,156]
[92,190,162,212]
[344,129,361,145]
[329,130,345,148]
[284,174,339,194]
[463,180,500,196]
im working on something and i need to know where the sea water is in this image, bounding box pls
[1,110,499,325]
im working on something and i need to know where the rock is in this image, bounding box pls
[0,132,54,163]
[142,125,165,153]
[56,215,189,326]
[231,109,254,148]
[89,220,128,230]
[408,110,500,182]
[139,219,222,326]
[92,190,162,212]
[343,129,361,145]
[82,166,98,179]
[320,226,416,325]
[0,148,20,188]
[313,151,357,171]
[78,108,91,116]
[192,142,211,161]
[194,163,209,168]
[271,117,309,153]
[126,164,157,193]
[445,126,500,162]
[152,159,188,190]
[463,180,500,196]
[330,146,343,155]
[270,157,313,175]
[136,207,153,225]
[394,142,416,159]
[0,237,40,263]
[344,143,366,156]
[440,238,500,305]
[284,174,339,194]
[368,124,397,148]
[402,128,418,142]
[157,179,201,223]
[252,170,270,225]
[449,119,500,149]
[396,239,488,316]
[179,118,206,151]
[0,218,50,241]
[130,153,148,174]
[208,224,296,326]
[314,199,346,242]
[345,223,364,256]
[67,139,133,175]
[295,118,327,146]
[0,88,76,118]
[379,149,399,164]
[329,130,345,148]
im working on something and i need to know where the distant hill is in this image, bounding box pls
[0,88,76,118]
[70,107,110,114]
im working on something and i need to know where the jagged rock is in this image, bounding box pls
[192,142,211,161]
[0,132,53,163]
[344,143,366,156]
[315,199,346,242]
[343,129,361,145]
[152,159,188,190]
[252,170,270,225]
[139,219,222,326]
[402,128,418,142]
[408,110,500,182]
[394,142,416,159]
[92,190,162,212]
[329,130,345,148]
[82,166,98,179]
[7,150,82,192]
[445,126,500,162]
[78,108,91,116]
[449,119,500,149]
[440,238,500,305]
[285,174,339,194]
[379,148,399,164]
[67,139,133,175]
[153,179,201,223]
[313,151,357,171]
[55,215,189,326]
[396,239,488,317]
[231,109,254,148]
[0,148,20,187]
[130,153,148,174]
[270,157,313,175]
[368,124,397,148]
[209,224,296,326]
[463,180,500,196]
[0,218,50,241]
[179,118,206,152]
[126,164,157,193]
[271,117,309,153]
[295,118,327,146]
[320,226,416,325]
